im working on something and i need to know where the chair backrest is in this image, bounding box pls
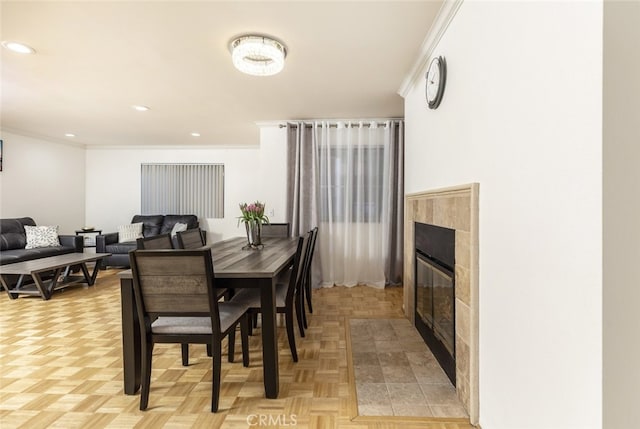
[176,228,205,249]
[129,248,221,331]
[136,233,174,250]
[261,223,290,238]
[285,232,310,305]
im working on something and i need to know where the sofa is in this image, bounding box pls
[0,217,84,291]
[0,217,83,266]
[96,214,200,269]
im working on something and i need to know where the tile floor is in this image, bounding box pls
[349,318,468,418]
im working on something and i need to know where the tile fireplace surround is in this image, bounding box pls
[403,183,479,425]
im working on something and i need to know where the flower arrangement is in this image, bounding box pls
[238,201,270,225]
[239,201,269,249]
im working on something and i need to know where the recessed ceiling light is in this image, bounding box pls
[1,41,36,54]
[131,105,150,112]
[65,133,76,137]
[191,132,201,137]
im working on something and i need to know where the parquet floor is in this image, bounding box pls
[0,270,475,429]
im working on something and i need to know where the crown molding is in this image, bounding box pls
[1,127,87,149]
[86,144,259,150]
[398,0,464,98]
[255,121,283,128]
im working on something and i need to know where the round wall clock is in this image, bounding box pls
[425,56,446,109]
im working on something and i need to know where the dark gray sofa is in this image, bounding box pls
[95,214,200,269]
[0,217,84,291]
[0,217,83,266]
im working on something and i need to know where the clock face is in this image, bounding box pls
[425,56,446,109]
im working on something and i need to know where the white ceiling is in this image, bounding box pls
[1,1,442,147]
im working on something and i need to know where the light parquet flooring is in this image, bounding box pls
[0,270,475,429]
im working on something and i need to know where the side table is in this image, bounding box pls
[75,229,102,248]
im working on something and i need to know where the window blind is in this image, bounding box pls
[141,163,224,218]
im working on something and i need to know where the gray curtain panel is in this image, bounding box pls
[286,123,321,289]
[383,121,404,285]
[286,123,319,237]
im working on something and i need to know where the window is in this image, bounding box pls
[141,163,224,218]
[319,147,384,223]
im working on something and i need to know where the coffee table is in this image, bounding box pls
[0,252,112,300]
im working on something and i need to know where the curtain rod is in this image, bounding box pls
[279,119,402,129]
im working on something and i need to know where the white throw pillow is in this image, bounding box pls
[170,222,188,237]
[118,222,144,243]
[24,225,60,249]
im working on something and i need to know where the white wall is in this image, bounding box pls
[0,128,288,242]
[404,2,602,428]
[258,125,288,224]
[0,131,85,233]
[603,1,640,428]
[85,130,288,243]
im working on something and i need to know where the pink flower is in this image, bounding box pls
[238,201,270,225]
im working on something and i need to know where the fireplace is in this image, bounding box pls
[414,222,456,385]
[405,184,479,423]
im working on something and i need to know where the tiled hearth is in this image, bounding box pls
[349,318,468,418]
[403,184,479,425]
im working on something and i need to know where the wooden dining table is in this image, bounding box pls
[118,236,299,399]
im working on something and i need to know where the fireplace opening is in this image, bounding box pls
[414,222,456,385]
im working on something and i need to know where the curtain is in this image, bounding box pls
[286,120,404,289]
[286,123,321,288]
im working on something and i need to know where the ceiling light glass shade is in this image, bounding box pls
[1,41,36,54]
[230,35,286,76]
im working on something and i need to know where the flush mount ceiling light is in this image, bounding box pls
[1,41,36,54]
[131,105,150,112]
[230,35,287,76]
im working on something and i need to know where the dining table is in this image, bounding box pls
[118,236,299,399]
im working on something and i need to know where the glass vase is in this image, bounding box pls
[245,221,263,249]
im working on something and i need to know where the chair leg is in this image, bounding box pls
[284,311,298,362]
[295,291,306,338]
[301,286,308,330]
[140,340,153,410]
[211,340,222,412]
[206,343,212,357]
[227,326,236,363]
[248,312,256,336]
[240,315,250,367]
[181,343,189,366]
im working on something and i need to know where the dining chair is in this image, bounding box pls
[129,248,250,412]
[136,233,198,365]
[303,227,319,318]
[229,232,309,362]
[176,227,234,365]
[136,233,174,250]
[261,223,290,237]
[296,227,318,331]
[176,228,206,249]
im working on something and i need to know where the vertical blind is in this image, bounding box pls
[141,163,224,218]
